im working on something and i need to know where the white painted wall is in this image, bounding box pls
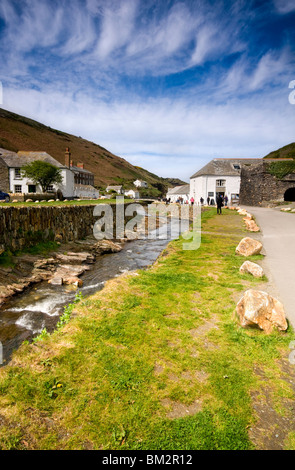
[125,189,140,198]
[190,175,241,204]
[166,191,189,203]
[9,167,75,197]
[134,180,148,188]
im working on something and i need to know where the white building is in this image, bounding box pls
[190,158,261,205]
[166,184,190,203]
[124,189,140,199]
[0,148,99,199]
[106,185,124,194]
[133,179,148,188]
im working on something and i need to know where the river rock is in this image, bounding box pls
[55,252,95,264]
[64,277,83,287]
[239,261,264,278]
[235,237,263,257]
[236,289,288,334]
[91,240,122,255]
[48,277,63,286]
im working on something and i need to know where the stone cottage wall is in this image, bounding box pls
[240,161,295,206]
[0,158,9,193]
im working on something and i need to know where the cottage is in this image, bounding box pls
[124,189,140,199]
[190,158,261,205]
[106,185,124,194]
[166,184,190,203]
[133,179,148,188]
[0,147,99,199]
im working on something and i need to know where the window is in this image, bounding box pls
[233,164,241,170]
[47,185,54,192]
[28,185,36,193]
[216,179,226,187]
[14,168,22,179]
[14,185,22,193]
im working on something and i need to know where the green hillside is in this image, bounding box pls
[0,108,186,195]
[263,142,295,160]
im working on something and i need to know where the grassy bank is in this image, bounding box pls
[0,208,294,450]
[0,198,122,208]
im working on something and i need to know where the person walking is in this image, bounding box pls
[190,197,194,205]
[217,194,223,214]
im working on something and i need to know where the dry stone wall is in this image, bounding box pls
[0,203,137,252]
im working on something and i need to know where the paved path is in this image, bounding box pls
[242,206,295,328]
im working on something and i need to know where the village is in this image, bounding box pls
[1,144,295,210]
[1,0,295,455]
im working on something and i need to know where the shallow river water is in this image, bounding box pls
[0,220,179,364]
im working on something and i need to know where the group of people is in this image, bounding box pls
[198,194,228,214]
[162,194,228,213]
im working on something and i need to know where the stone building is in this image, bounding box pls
[239,159,295,206]
[190,158,261,205]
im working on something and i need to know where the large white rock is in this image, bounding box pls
[236,289,288,334]
[236,237,263,257]
[239,261,264,278]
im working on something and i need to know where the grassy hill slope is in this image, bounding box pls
[0,108,186,193]
[263,142,295,160]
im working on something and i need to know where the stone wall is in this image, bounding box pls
[9,193,60,202]
[240,161,295,206]
[0,203,138,252]
[0,158,9,193]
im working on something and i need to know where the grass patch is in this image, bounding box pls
[0,208,294,450]
[266,160,295,179]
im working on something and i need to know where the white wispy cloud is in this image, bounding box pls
[2,80,294,181]
[274,0,295,14]
[0,0,294,181]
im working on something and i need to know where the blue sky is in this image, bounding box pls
[0,0,294,181]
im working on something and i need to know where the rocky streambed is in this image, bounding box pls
[0,215,179,364]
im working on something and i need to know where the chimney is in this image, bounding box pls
[65,147,71,167]
[77,162,84,169]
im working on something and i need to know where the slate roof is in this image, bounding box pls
[0,150,66,169]
[71,165,93,175]
[190,158,262,179]
[0,149,94,176]
[106,185,123,191]
[167,184,190,195]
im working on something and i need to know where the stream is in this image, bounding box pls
[0,219,180,365]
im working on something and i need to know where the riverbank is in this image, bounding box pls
[0,208,295,450]
[0,237,124,308]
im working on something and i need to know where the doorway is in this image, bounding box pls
[284,188,295,202]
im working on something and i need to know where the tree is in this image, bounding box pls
[22,160,63,193]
